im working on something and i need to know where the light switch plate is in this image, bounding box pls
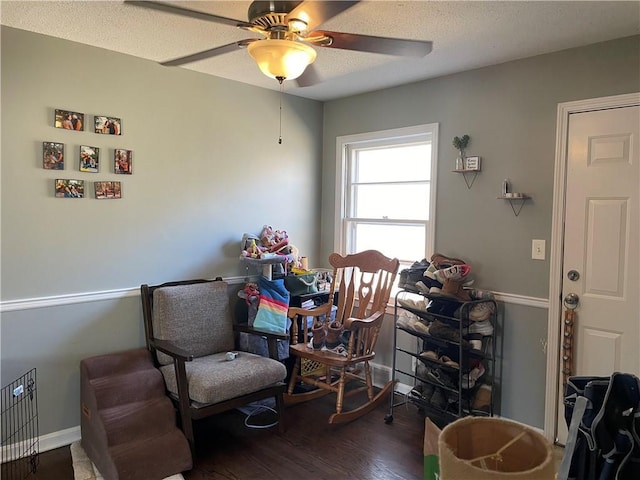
[532,239,545,260]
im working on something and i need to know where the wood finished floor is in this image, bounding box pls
[18,393,426,480]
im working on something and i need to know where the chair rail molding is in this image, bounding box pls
[0,276,249,313]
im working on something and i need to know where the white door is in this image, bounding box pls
[555,104,640,443]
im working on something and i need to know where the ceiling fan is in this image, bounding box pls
[126,1,433,87]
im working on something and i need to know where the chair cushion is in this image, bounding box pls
[153,281,234,365]
[159,352,287,405]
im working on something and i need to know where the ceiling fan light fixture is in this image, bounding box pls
[247,39,317,81]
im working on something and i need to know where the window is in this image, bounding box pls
[335,124,438,273]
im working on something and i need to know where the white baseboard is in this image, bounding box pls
[40,426,81,453]
[1,426,80,464]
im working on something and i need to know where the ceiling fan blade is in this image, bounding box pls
[294,63,322,87]
[161,39,258,67]
[287,1,359,32]
[125,1,252,28]
[310,30,432,57]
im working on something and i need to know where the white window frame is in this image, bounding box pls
[334,123,438,261]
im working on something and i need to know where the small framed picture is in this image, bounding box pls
[465,156,481,171]
[94,115,121,135]
[43,142,64,170]
[114,149,133,174]
[55,179,84,198]
[54,109,84,131]
[95,181,122,199]
[79,145,100,173]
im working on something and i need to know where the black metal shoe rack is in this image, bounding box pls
[384,291,497,426]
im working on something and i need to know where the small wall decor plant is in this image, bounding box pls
[452,134,470,170]
[452,134,470,156]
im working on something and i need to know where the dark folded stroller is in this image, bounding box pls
[559,372,640,480]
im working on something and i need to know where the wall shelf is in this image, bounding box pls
[452,169,481,189]
[497,194,530,216]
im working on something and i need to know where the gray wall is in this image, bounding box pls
[320,35,640,427]
[0,26,323,437]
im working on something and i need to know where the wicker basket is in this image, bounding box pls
[301,358,324,377]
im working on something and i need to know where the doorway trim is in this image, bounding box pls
[543,92,640,443]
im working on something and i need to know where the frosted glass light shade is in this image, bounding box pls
[247,39,317,81]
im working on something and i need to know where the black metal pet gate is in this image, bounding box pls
[1,368,39,479]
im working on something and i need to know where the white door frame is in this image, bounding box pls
[543,92,640,443]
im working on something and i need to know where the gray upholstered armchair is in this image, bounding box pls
[140,278,287,454]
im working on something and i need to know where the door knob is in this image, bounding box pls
[563,293,579,310]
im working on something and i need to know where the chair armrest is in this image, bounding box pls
[149,338,193,362]
[287,303,334,346]
[234,324,289,341]
[343,310,383,331]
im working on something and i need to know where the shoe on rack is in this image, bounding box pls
[427,367,458,389]
[461,363,486,389]
[411,258,431,269]
[439,355,460,368]
[416,362,429,382]
[469,302,495,322]
[430,253,466,269]
[471,384,492,414]
[467,319,494,337]
[411,382,435,403]
[399,261,431,290]
[429,320,471,348]
[468,288,495,301]
[431,264,471,284]
[409,318,430,335]
[420,350,439,362]
[398,296,428,312]
[464,333,483,351]
[430,387,448,410]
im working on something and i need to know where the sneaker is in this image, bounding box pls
[427,367,457,389]
[420,350,439,362]
[439,355,460,368]
[461,363,486,389]
[429,320,471,348]
[411,382,435,403]
[410,258,431,269]
[464,333,483,351]
[409,319,430,335]
[430,253,466,269]
[427,264,471,284]
[416,362,429,382]
[396,311,414,329]
[469,302,495,322]
[468,288,495,301]
[430,387,448,410]
[471,384,492,414]
[398,296,428,312]
[468,319,494,337]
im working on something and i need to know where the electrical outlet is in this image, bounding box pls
[532,239,545,260]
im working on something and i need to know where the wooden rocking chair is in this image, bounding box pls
[284,250,399,424]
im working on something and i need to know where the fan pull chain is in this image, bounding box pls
[278,77,284,144]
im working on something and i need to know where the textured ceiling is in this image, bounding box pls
[2,1,639,101]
